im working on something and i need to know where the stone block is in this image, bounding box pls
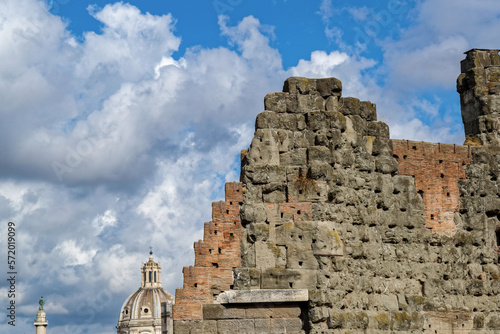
[330,111,347,132]
[342,117,361,149]
[280,148,307,166]
[314,77,342,97]
[275,130,294,153]
[325,96,339,111]
[201,320,218,334]
[247,223,270,242]
[215,289,308,304]
[298,92,325,112]
[308,146,332,162]
[283,77,315,95]
[347,114,368,136]
[271,318,303,333]
[282,114,306,131]
[372,137,392,156]
[359,101,377,121]
[243,184,263,203]
[375,156,398,174]
[308,111,330,131]
[327,311,346,329]
[203,305,246,320]
[293,130,315,148]
[217,319,255,334]
[245,305,302,319]
[460,48,500,73]
[283,77,342,98]
[315,129,340,147]
[243,166,286,185]
[241,236,256,267]
[261,268,305,289]
[233,267,261,289]
[247,129,280,166]
[308,162,334,181]
[354,152,375,171]
[255,241,286,268]
[255,111,281,130]
[173,320,195,333]
[367,121,390,139]
[348,311,370,329]
[309,306,329,323]
[381,294,399,311]
[312,221,343,256]
[310,112,345,134]
[339,97,377,121]
[286,244,318,270]
[262,182,286,203]
[274,222,295,245]
[240,203,270,225]
[264,92,288,113]
[254,318,271,333]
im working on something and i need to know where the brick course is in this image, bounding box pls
[173,182,243,320]
[392,140,471,233]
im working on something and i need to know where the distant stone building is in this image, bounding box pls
[171,49,500,333]
[117,252,174,334]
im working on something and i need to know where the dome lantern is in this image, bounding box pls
[141,248,162,289]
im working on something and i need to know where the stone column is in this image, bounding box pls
[34,308,48,334]
[457,48,500,146]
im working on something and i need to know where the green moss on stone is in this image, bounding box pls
[474,314,485,329]
[374,313,391,330]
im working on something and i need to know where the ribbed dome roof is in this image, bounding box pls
[117,251,174,327]
[119,286,174,322]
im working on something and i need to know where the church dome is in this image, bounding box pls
[117,251,174,334]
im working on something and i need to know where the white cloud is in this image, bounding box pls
[288,50,351,77]
[383,0,500,90]
[345,6,371,22]
[317,0,345,45]
[410,97,441,117]
[0,2,289,330]
[287,50,383,108]
[81,3,180,82]
[92,209,117,235]
[55,240,97,266]
[385,35,468,90]
[219,15,282,73]
[318,0,334,23]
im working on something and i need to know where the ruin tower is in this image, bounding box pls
[457,49,500,145]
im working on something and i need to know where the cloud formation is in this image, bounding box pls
[0,0,491,333]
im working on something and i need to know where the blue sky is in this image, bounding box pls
[0,0,499,333]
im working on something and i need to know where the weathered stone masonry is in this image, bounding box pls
[173,49,500,333]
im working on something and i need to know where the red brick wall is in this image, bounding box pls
[392,140,471,233]
[173,182,243,320]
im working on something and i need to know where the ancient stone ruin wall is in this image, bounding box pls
[173,182,243,321]
[173,49,500,333]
